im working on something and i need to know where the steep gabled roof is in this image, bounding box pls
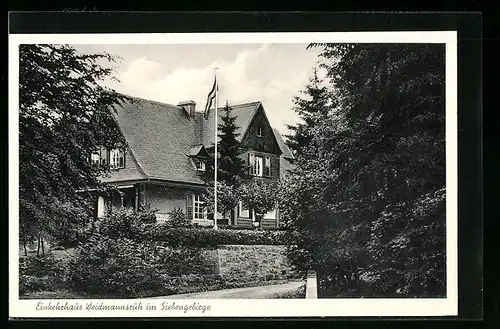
[272,129,295,179]
[272,128,295,160]
[187,144,210,158]
[105,94,295,185]
[105,94,205,185]
[202,101,261,147]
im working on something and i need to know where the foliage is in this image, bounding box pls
[200,181,240,218]
[148,226,286,247]
[199,103,249,216]
[282,43,446,297]
[216,103,249,186]
[166,207,192,228]
[19,44,129,246]
[91,205,157,239]
[239,180,279,219]
[44,201,94,247]
[19,254,68,294]
[367,188,446,296]
[285,67,336,158]
[67,236,169,297]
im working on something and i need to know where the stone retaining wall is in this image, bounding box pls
[217,245,298,284]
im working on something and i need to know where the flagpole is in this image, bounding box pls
[213,68,218,230]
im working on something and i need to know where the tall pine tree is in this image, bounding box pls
[285,67,335,159]
[217,102,248,186]
[199,102,248,220]
[280,43,446,297]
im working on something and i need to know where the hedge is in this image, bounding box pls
[67,236,220,298]
[146,226,286,247]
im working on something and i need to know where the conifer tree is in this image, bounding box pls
[199,102,248,221]
[280,44,446,297]
[285,67,334,158]
[217,102,248,186]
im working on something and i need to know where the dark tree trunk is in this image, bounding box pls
[37,235,41,257]
[41,236,45,256]
[23,238,27,256]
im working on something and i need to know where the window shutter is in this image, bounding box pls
[109,149,115,168]
[265,157,271,177]
[248,153,255,175]
[186,194,193,220]
[119,149,125,168]
[100,148,107,166]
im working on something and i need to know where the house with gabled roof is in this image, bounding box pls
[92,94,294,229]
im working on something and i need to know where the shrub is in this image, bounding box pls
[155,244,218,276]
[41,201,94,248]
[165,208,192,228]
[67,235,218,298]
[148,227,286,247]
[216,224,285,231]
[19,254,68,294]
[91,206,157,240]
[67,236,168,298]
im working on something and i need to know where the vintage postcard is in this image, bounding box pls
[9,31,458,318]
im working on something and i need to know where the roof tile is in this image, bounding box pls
[105,94,294,184]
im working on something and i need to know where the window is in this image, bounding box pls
[110,149,125,169]
[248,153,263,177]
[264,208,276,219]
[239,201,250,218]
[193,195,204,220]
[257,126,263,137]
[195,160,206,171]
[264,157,271,177]
[90,152,100,165]
[100,148,109,166]
[186,194,206,220]
[91,147,125,169]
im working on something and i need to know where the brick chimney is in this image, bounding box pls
[178,100,196,117]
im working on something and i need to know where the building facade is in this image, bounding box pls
[94,94,294,229]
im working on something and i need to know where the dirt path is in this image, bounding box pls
[149,281,304,299]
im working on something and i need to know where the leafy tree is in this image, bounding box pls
[281,43,446,297]
[240,180,279,227]
[200,181,239,222]
[19,44,128,253]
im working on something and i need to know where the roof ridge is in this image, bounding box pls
[217,101,261,109]
[117,92,182,109]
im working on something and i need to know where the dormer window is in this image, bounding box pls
[90,147,125,169]
[195,160,206,172]
[110,149,125,169]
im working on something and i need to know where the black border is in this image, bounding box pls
[7,11,483,323]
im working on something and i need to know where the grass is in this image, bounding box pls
[271,283,306,299]
[20,290,86,300]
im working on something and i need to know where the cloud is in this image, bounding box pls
[110,44,319,135]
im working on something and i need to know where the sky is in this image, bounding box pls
[72,43,323,135]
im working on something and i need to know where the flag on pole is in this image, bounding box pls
[204,75,219,120]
